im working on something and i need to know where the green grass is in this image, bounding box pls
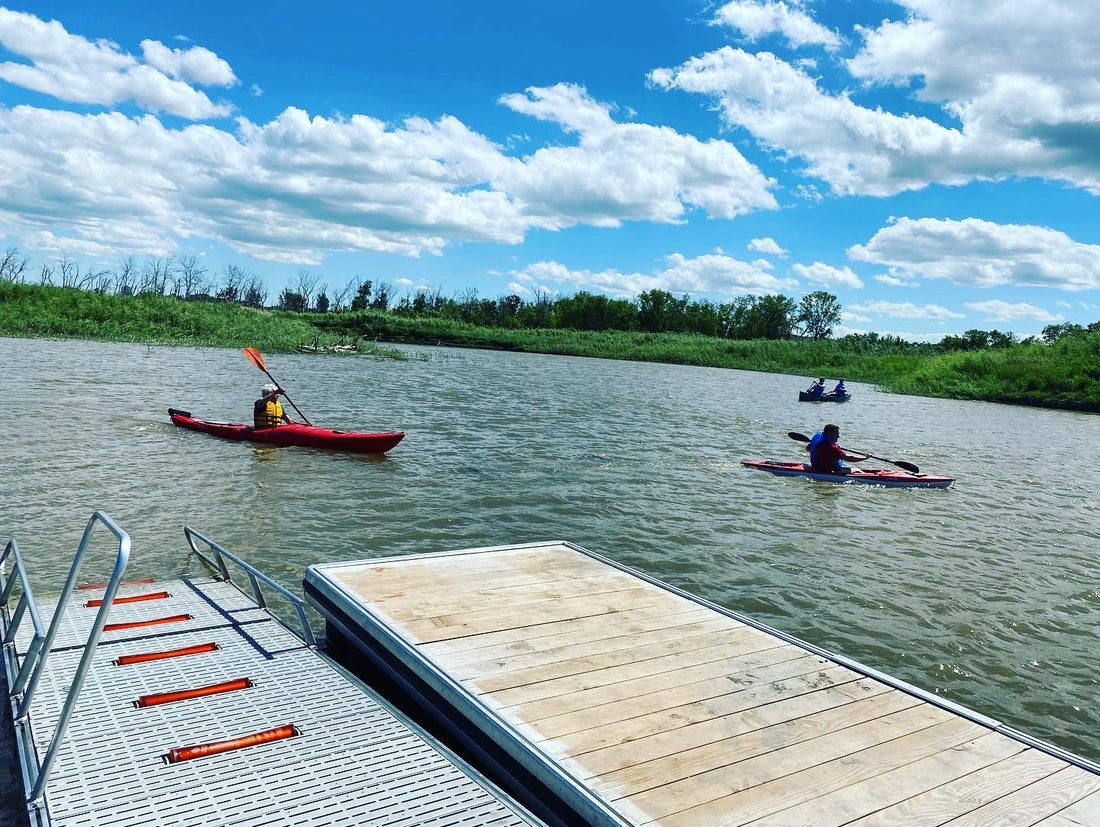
[3,283,1097,411]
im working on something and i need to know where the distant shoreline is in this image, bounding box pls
[2,282,1097,413]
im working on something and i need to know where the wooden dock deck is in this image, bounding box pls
[304,541,1100,827]
[4,570,541,826]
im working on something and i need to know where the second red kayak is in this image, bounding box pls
[741,460,953,488]
[169,409,404,454]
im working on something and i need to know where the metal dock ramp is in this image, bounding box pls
[304,540,1100,827]
[2,513,541,827]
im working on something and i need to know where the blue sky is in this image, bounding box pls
[1,1,1098,340]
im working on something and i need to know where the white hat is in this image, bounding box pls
[262,384,278,396]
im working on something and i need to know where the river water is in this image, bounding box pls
[2,336,1098,763]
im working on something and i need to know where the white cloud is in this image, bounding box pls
[712,1,842,51]
[790,261,863,288]
[964,300,1062,323]
[0,9,233,119]
[651,1,1100,195]
[848,300,965,320]
[842,310,872,324]
[874,272,920,287]
[497,84,778,225]
[849,217,1100,290]
[140,40,236,86]
[512,251,798,299]
[748,236,787,256]
[0,76,780,265]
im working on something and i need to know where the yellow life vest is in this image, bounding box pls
[254,399,284,428]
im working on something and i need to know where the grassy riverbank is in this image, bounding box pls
[0,282,406,358]
[317,310,1100,412]
[2,282,1097,411]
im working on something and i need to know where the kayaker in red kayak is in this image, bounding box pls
[254,384,294,428]
[806,424,868,474]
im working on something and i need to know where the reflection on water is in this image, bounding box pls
[1,336,1098,762]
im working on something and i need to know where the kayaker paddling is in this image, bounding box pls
[254,384,294,428]
[806,424,868,474]
[805,377,826,398]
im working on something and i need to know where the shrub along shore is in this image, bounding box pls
[2,282,1098,412]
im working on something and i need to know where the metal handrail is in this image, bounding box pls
[9,511,131,808]
[184,526,317,648]
[2,538,48,697]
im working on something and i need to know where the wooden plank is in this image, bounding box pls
[942,766,1100,826]
[422,604,715,663]
[848,748,1067,826]
[445,614,741,682]
[1045,789,1100,825]
[552,672,882,761]
[745,731,1027,826]
[522,655,844,741]
[590,687,921,798]
[499,641,804,721]
[398,586,682,644]
[372,570,651,622]
[648,715,985,826]
[473,625,775,699]
[329,546,595,598]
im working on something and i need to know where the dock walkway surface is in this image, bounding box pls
[4,573,541,827]
[304,541,1100,827]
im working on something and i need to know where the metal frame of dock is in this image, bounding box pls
[303,539,1100,826]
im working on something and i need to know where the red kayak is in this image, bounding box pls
[169,409,404,454]
[741,460,953,488]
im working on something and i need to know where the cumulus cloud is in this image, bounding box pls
[790,261,862,288]
[848,300,965,320]
[511,251,798,299]
[964,300,1062,323]
[0,77,778,264]
[849,217,1100,291]
[712,0,842,51]
[497,84,778,225]
[651,1,1100,195]
[0,9,234,119]
[748,236,787,255]
[874,272,920,287]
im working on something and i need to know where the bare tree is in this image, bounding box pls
[38,262,54,285]
[57,255,80,287]
[242,274,267,308]
[115,257,137,295]
[140,256,175,295]
[218,264,247,301]
[332,276,359,311]
[178,255,208,299]
[291,269,321,308]
[0,248,29,283]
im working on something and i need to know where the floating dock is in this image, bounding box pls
[304,540,1100,827]
[2,516,540,827]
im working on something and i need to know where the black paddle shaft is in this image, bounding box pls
[786,431,920,474]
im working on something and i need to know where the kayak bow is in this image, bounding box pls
[168,409,404,454]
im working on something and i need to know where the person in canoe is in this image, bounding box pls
[254,384,294,428]
[806,424,868,474]
[805,377,826,398]
[832,378,847,396]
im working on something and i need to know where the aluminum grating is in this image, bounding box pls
[11,578,541,827]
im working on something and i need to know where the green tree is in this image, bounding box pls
[795,291,842,339]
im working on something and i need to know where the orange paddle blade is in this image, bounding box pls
[242,347,267,371]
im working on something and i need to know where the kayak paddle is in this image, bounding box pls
[242,347,312,425]
[787,431,920,474]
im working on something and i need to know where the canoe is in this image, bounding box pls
[741,460,953,488]
[168,409,404,454]
[798,391,851,402]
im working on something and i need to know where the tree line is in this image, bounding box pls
[3,247,1096,351]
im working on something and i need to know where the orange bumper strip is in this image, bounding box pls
[86,590,170,608]
[136,677,252,708]
[167,724,297,764]
[116,642,218,666]
[104,613,192,632]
